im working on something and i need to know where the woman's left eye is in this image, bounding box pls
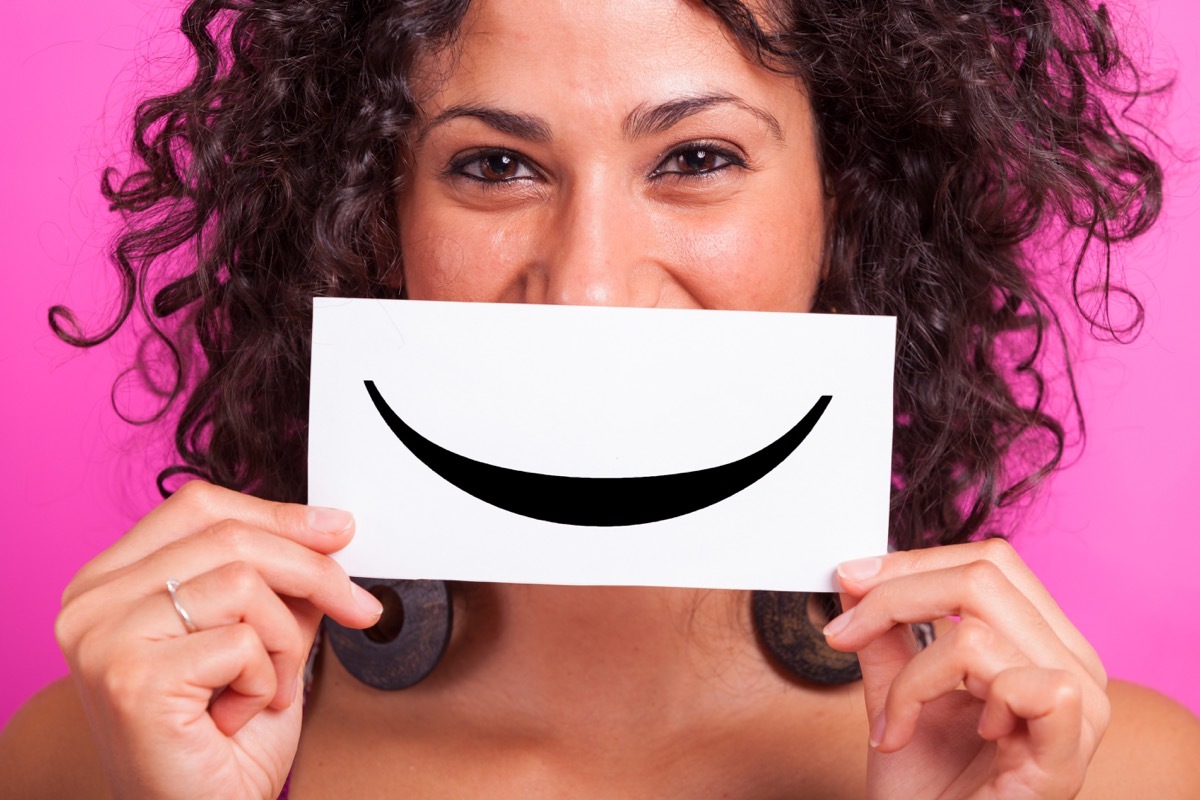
[653,144,742,177]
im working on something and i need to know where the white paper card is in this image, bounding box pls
[310,298,895,591]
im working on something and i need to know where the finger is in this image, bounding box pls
[66,480,356,601]
[874,617,1031,752]
[95,623,280,738]
[128,566,308,710]
[835,539,1103,683]
[154,522,383,628]
[980,667,1091,796]
[980,668,1085,759]
[837,592,922,727]
[826,559,1093,683]
[71,521,383,632]
[169,623,280,737]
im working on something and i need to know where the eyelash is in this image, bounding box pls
[650,141,746,181]
[445,148,537,186]
[444,141,747,187]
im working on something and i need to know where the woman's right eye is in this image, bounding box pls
[451,149,537,183]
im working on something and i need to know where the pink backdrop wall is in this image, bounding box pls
[2,0,1198,728]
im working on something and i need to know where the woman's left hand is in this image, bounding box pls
[824,538,1109,799]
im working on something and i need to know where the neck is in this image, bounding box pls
[434,583,774,739]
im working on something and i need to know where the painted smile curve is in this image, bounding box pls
[365,380,831,527]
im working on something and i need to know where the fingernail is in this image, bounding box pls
[838,556,883,582]
[352,582,384,617]
[869,711,887,748]
[308,507,353,534]
[823,606,855,638]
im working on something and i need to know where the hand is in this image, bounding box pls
[824,539,1109,799]
[55,481,384,800]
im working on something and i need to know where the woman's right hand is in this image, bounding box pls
[54,480,385,800]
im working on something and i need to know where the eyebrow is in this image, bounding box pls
[416,105,554,144]
[416,93,784,145]
[623,93,784,142]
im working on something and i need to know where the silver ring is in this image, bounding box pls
[165,578,199,633]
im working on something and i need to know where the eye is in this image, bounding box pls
[652,143,744,178]
[451,149,537,182]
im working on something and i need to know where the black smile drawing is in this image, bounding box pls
[364,380,831,527]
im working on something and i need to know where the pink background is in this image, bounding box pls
[2,0,1198,728]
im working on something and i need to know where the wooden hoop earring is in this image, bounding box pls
[751,590,862,685]
[326,577,451,690]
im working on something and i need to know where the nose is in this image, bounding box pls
[533,180,652,307]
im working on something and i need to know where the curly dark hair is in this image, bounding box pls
[50,0,1162,551]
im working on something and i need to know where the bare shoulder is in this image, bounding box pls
[1079,679,1200,799]
[0,677,112,800]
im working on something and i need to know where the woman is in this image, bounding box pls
[3,0,1199,797]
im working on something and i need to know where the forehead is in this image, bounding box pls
[413,0,807,130]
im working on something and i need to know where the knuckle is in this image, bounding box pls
[962,558,1004,591]
[883,675,918,720]
[53,602,82,650]
[1050,670,1083,707]
[244,667,276,700]
[60,572,88,607]
[310,555,348,597]
[220,560,264,597]
[101,655,153,710]
[169,478,211,510]
[244,673,274,700]
[206,518,253,554]
[952,617,993,659]
[885,659,917,697]
[312,553,341,583]
[271,501,308,538]
[55,584,104,652]
[227,622,264,654]
[977,536,1016,566]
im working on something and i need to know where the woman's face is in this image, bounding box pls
[397,0,826,312]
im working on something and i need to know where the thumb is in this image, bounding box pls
[838,592,919,720]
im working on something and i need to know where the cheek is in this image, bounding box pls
[399,220,468,299]
[400,203,538,302]
[654,202,824,312]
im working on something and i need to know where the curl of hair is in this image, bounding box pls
[51,0,1163,549]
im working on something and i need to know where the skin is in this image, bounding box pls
[397,0,826,311]
[3,0,1200,798]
